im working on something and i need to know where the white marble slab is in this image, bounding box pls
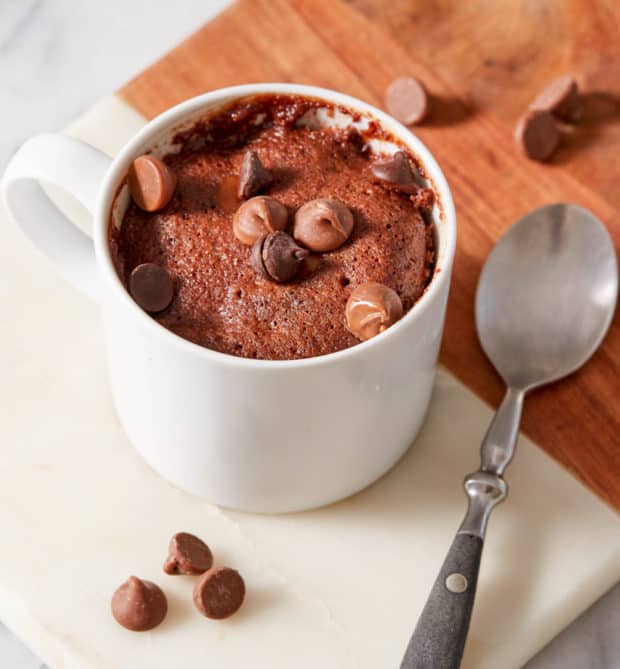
[0,0,230,170]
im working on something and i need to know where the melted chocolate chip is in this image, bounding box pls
[370,151,419,194]
[293,198,354,252]
[345,282,404,341]
[232,196,289,246]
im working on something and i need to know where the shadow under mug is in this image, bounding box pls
[1,83,457,513]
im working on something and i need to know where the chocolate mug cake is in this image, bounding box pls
[109,94,436,360]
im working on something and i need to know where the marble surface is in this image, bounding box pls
[0,0,230,171]
[0,1,230,665]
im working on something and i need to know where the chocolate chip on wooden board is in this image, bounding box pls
[529,75,581,123]
[164,532,213,575]
[193,567,246,619]
[111,576,167,631]
[129,263,174,313]
[385,76,430,126]
[238,150,273,199]
[128,155,177,212]
[514,110,560,162]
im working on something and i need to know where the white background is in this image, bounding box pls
[0,1,229,664]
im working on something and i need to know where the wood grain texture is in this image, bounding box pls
[119,0,620,510]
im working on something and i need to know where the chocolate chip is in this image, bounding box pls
[385,76,429,126]
[251,238,268,279]
[530,75,581,123]
[238,150,273,199]
[111,576,167,631]
[193,567,245,620]
[163,532,213,575]
[129,263,174,313]
[232,196,289,246]
[128,155,177,212]
[514,110,560,162]
[293,199,354,252]
[345,282,404,341]
[252,231,308,282]
[370,151,419,194]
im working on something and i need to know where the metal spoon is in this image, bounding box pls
[400,203,618,669]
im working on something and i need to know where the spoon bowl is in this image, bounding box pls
[476,203,618,390]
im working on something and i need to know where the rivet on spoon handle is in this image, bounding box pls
[400,533,482,669]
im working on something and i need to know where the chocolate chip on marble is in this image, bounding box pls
[238,150,273,199]
[193,567,245,620]
[370,151,419,194]
[111,576,167,631]
[345,282,404,341]
[293,198,354,252]
[232,196,289,246]
[514,110,560,162]
[129,263,174,313]
[385,76,430,126]
[128,155,177,212]
[163,532,213,575]
[252,231,308,283]
[529,75,581,123]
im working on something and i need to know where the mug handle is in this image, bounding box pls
[1,133,113,301]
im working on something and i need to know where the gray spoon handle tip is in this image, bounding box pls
[400,533,483,669]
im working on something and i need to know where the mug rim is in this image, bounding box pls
[94,83,457,369]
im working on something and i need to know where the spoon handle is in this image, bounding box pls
[399,533,483,669]
[400,387,521,668]
[400,471,507,669]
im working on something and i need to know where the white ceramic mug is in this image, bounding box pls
[1,84,456,512]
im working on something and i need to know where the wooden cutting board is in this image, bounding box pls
[119,0,620,510]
